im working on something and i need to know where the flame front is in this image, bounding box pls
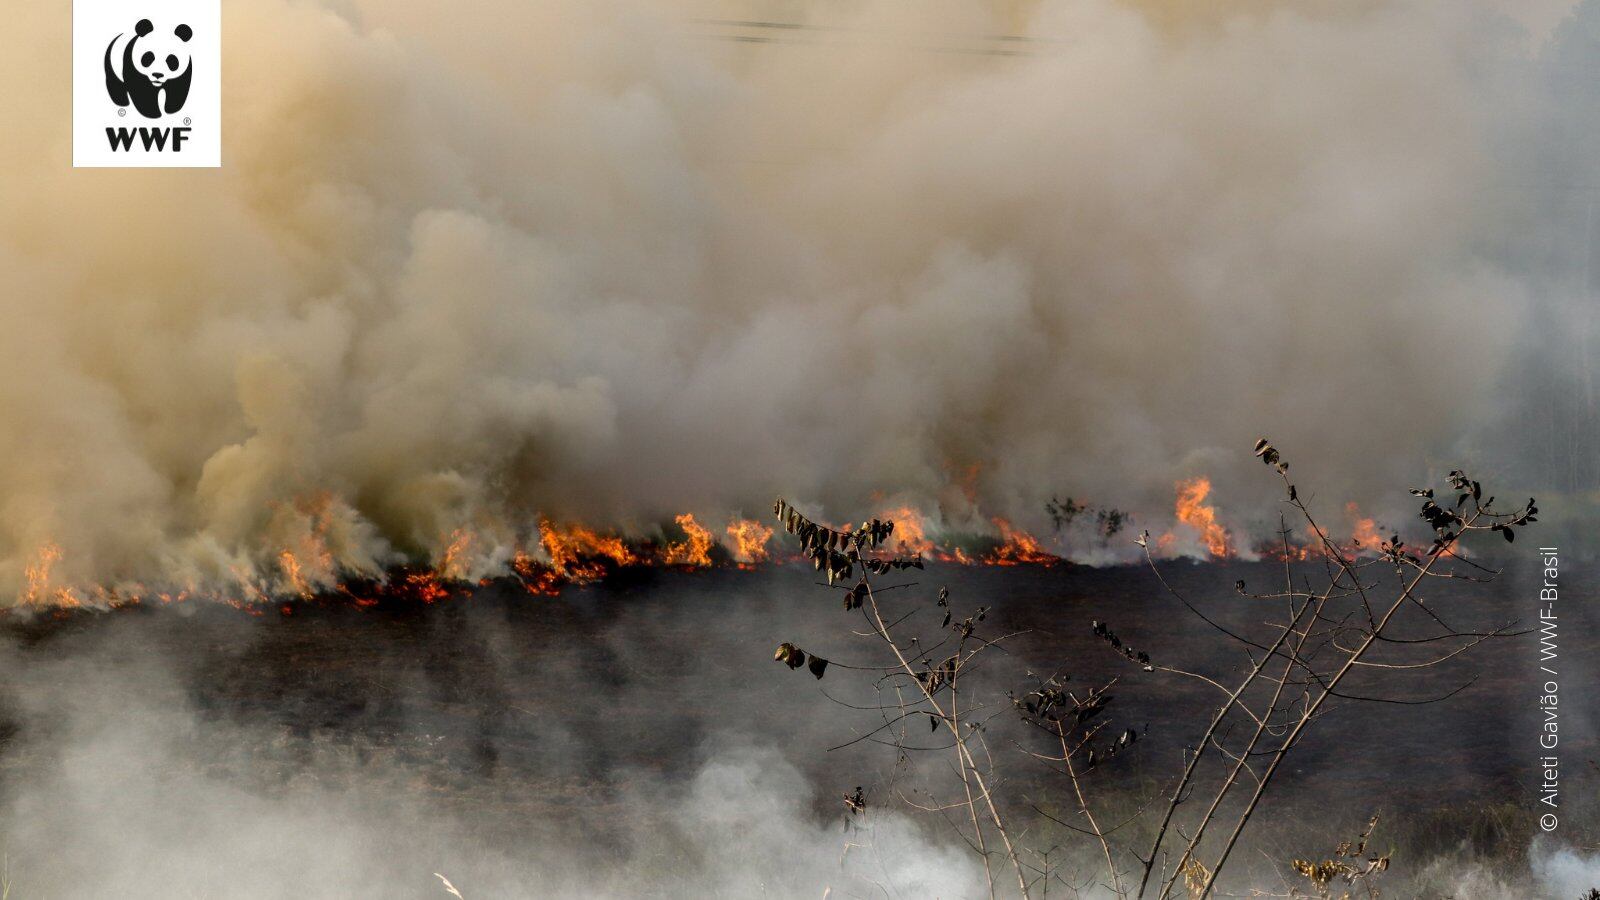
[12,498,1199,612]
[540,519,636,579]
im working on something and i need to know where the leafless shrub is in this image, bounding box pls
[1260,815,1390,899]
[770,439,1534,899]
[768,498,1139,899]
[1127,440,1534,899]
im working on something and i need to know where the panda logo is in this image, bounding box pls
[104,19,193,119]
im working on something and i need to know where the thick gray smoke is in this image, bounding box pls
[0,0,1592,597]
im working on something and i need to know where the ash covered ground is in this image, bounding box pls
[0,561,1591,897]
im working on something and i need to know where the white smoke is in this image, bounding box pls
[0,0,1586,597]
[0,622,985,898]
[1535,844,1600,897]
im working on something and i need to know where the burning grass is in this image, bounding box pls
[4,475,1416,615]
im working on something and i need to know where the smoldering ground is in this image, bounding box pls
[0,561,1591,897]
[3,0,1599,596]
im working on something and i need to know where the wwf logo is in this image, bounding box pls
[104,19,193,119]
[73,0,218,167]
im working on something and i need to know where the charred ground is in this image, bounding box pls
[0,560,1585,896]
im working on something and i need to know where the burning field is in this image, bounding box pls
[9,475,1394,615]
[3,0,1598,607]
[0,472,1592,898]
[4,0,1600,896]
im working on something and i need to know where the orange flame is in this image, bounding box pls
[23,543,82,609]
[726,519,773,566]
[228,564,272,607]
[278,550,315,599]
[437,529,475,580]
[1346,502,1380,553]
[1268,543,1316,562]
[878,506,937,557]
[986,518,1059,566]
[23,543,61,607]
[1174,477,1232,558]
[511,549,564,596]
[539,519,636,580]
[664,513,714,567]
[15,495,1173,613]
[401,570,451,604]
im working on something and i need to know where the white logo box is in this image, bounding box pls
[73,0,221,168]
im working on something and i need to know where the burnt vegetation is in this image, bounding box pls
[1046,496,1131,543]
[770,439,1537,898]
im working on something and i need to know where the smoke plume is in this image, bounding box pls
[0,0,1591,596]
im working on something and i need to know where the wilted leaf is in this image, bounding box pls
[774,642,806,669]
[808,655,829,679]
